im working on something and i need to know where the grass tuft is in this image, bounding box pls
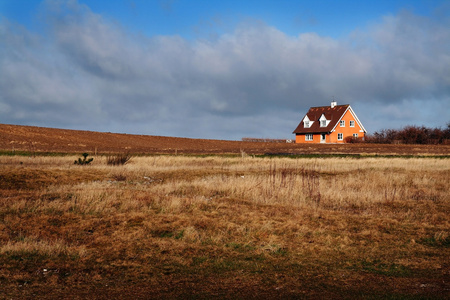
[106,153,132,166]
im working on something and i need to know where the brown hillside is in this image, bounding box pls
[0,124,449,155]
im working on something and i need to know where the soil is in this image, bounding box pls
[1,123,449,155]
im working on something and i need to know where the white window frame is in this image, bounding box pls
[353,133,358,138]
[349,120,355,127]
[340,120,345,127]
[305,134,313,141]
[337,133,343,141]
[304,121,310,128]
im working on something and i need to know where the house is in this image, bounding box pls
[293,101,367,143]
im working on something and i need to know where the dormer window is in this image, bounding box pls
[303,116,313,128]
[319,114,329,128]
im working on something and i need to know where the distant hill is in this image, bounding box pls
[0,124,448,155]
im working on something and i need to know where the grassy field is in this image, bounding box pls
[0,154,449,299]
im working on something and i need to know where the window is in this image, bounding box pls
[340,120,345,127]
[305,134,313,141]
[353,133,358,138]
[349,120,355,127]
[303,116,312,128]
[319,114,328,127]
[338,133,343,140]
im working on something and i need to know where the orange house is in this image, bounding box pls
[293,101,367,143]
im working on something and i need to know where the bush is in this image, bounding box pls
[74,153,93,165]
[344,136,364,143]
[366,124,450,144]
[106,153,132,166]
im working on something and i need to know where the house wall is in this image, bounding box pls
[294,110,365,144]
[329,110,365,143]
[295,133,322,143]
[295,133,333,143]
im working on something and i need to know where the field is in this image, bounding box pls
[0,153,449,299]
[0,124,449,298]
[1,123,450,155]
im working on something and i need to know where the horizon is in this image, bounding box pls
[1,0,449,139]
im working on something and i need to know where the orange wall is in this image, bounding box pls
[295,110,365,144]
[295,134,323,143]
[329,110,365,143]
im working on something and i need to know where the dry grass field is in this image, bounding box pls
[0,154,449,299]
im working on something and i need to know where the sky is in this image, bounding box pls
[0,0,449,140]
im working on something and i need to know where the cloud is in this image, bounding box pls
[0,0,449,139]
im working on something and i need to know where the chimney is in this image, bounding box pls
[331,101,337,108]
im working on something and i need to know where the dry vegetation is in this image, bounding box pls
[0,154,449,299]
[2,123,450,155]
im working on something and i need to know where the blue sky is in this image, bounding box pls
[0,0,449,139]
[2,1,442,38]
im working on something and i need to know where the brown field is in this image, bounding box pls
[1,123,449,155]
[0,124,449,299]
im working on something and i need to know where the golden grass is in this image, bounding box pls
[0,155,449,298]
[0,237,85,258]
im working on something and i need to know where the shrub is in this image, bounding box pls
[344,136,364,143]
[74,153,93,165]
[106,153,132,166]
[366,124,450,144]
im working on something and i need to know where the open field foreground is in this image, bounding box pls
[1,123,450,156]
[0,155,449,299]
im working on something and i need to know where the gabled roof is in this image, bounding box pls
[293,104,350,134]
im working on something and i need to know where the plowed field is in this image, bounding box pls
[1,123,449,155]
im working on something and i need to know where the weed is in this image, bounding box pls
[74,153,93,165]
[419,232,450,248]
[112,173,127,181]
[106,153,132,166]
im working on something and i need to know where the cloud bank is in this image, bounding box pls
[0,1,449,139]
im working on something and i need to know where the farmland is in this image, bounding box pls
[1,123,449,156]
[0,124,449,298]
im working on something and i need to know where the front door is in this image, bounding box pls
[320,134,326,143]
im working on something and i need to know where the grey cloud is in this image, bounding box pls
[0,18,105,126]
[0,1,448,139]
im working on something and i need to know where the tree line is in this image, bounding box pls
[363,124,450,144]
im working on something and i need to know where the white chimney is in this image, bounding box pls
[331,101,337,108]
